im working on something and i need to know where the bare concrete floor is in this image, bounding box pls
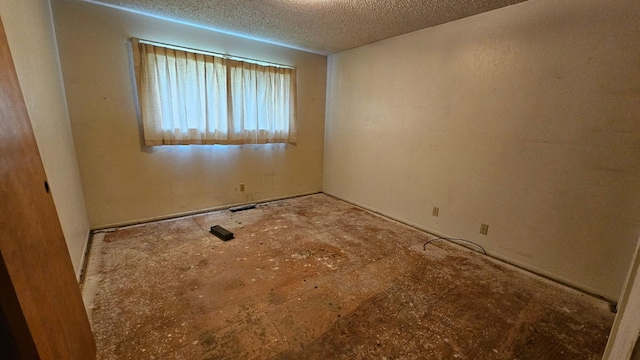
[82,194,614,359]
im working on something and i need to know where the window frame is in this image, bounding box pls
[132,38,297,146]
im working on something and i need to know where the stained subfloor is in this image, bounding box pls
[82,194,614,359]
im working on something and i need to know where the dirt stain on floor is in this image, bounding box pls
[82,194,614,359]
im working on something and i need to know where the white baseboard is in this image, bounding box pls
[322,191,616,305]
[91,191,323,231]
[76,229,92,283]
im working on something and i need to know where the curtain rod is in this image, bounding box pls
[134,38,295,69]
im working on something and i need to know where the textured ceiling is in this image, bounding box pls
[86,0,528,55]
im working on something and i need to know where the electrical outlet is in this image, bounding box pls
[480,224,489,235]
[432,207,439,217]
[239,183,245,192]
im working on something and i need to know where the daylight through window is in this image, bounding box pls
[132,39,297,146]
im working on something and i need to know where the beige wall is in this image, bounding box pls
[0,0,91,278]
[51,0,327,228]
[324,0,640,300]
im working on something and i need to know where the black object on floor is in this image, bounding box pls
[229,204,256,212]
[210,225,234,241]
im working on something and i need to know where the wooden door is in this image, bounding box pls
[0,15,96,360]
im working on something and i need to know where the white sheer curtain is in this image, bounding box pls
[133,39,297,146]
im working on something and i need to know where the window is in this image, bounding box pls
[132,39,297,146]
